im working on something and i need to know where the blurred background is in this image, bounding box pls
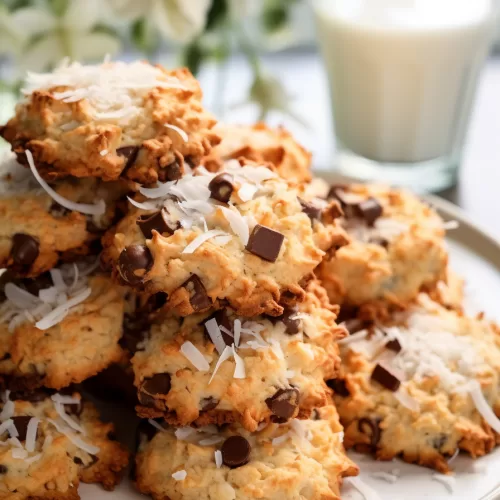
[0,0,499,233]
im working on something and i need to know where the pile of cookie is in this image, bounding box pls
[0,60,499,500]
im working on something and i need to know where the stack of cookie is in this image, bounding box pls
[1,59,500,500]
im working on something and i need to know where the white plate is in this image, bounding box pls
[82,177,500,500]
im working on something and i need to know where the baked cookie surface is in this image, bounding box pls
[0,389,129,499]
[132,281,345,430]
[0,266,126,390]
[102,162,347,317]
[135,405,358,500]
[203,122,312,183]
[316,183,448,307]
[332,294,500,473]
[1,61,220,184]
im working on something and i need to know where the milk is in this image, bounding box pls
[314,0,496,163]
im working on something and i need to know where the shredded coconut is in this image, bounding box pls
[181,342,210,372]
[214,450,223,468]
[172,470,187,481]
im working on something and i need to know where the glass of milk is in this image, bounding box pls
[312,0,498,192]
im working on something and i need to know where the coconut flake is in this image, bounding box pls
[25,418,40,453]
[232,345,246,379]
[432,474,456,493]
[175,427,195,440]
[127,196,160,211]
[11,448,28,459]
[285,370,295,379]
[25,453,42,465]
[54,402,86,434]
[51,394,81,405]
[220,207,249,246]
[172,470,187,481]
[204,318,227,355]
[371,472,399,484]
[42,435,53,450]
[233,319,241,348]
[181,342,210,372]
[338,329,369,346]
[47,419,100,454]
[26,150,105,216]
[198,436,224,446]
[394,388,420,412]
[50,269,67,290]
[215,450,223,468]
[183,230,231,254]
[165,124,188,142]
[35,287,91,330]
[290,419,309,442]
[237,183,258,202]
[469,382,500,433]
[148,419,165,433]
[0,419,15,436]
[99,149,108,156]
[272,432,291,446]
[4,283,39,309]
[209,346,233,384]
[0,400,14,422]
[347,477,383,500]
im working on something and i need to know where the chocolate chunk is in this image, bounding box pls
[221,435,251,468]
[11,234,39,267]
[66,401,84,417]
[246,225,284,263]
[22,273,53,296]
[385,339,402,353]
[139,373,171,406]
[73,457,83,465]
[272,306,300,334]
[200,397,219,411]
[204,309,233,346]
[328,185,351,205]
[117,146,139,171]
[158,160,183,182]
[265,388,300,421]
[144,292,168,312]
[11,416,33,441]
[136,209,178,239]
[9,388,51,403]
[182,274,211,312]
[209,173,234,203]
[342,318,367,335]
[356,198,383,226]
[0,465,7,474]
[298,197,322,222]
[358,418,381,447]
[0,353,10,361]
[118,245,153,286]
[371,362,401,392]
[327,379,350,397]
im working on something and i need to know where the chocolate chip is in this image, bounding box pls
[385,339,402,353]
[136,209,178,239]
[356,198,383,226]
[433,434,447,451]
[369,236,389,248]
[73,457,83,465]
[145,292,168,312]
[11,416,33,441]
[139,373,171,407]
[209,173,234,203]
[246,225,284,263]
[298,197,322,222]
[118,245,153,286]
[271,306,300,334]
[358,418,381,447]
[342,318,367,335]
[204,309,233,346]
[265,388,299,421]
[371,362,401,392]
[221,435,251,468]
[22,273,53,296]
[328,185,351,205]
[182,274,211,312]
[200,397,219,411]
[327,379,350,397]
[11,234,39,267]
[117,146,139,171]
[0,465,7,474]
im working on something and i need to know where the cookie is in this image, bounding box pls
[0,389,129,499]
[1,61,220,184]
[331,293,500,473]
[0,265,126,390]
[203,122,312,183]
[102,161,347,317]
[132,280,345,430]
[0,153,131,277]
[135,404,358,500]
[316,183,448,307]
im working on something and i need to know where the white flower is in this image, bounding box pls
[109,0,211,43]
[15,0,120,72]
[0,5,28,56]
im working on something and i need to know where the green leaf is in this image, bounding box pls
[49,0,68,16]
[131,17,160,55]
[206,0,228,31]
[182,41,206,75]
